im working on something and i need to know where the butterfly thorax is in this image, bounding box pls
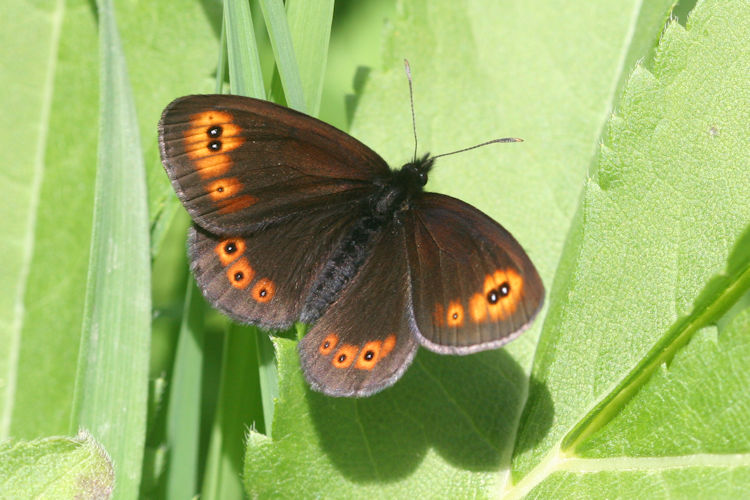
[299,154,435,323]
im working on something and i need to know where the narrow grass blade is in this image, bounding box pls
[285,0,334,115]
[259,0,306,112]
[165,282,205,500]
[71,0,151,498]
[224,0,265,98]
[202,324,263,500]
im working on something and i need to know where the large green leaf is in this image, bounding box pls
[243,0,702,497]
[512,0,750,494]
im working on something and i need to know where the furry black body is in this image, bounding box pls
[300,155,434,322]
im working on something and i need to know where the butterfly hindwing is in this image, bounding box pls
[297,222,418,397]
[402,193,544,353]
[159,94,390,235]
[189,206,363,329]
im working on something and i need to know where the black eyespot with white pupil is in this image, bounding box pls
[338,354,347,363]
[225,242,236,254]
[364,350,374,361]
[208,125,222,138]
[233,271,244,281]
[487,282,511,304]
[259,288,267,297]
[323,340,330,349]
[208,140,222,151]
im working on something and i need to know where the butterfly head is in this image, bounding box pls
[396,153,435,191]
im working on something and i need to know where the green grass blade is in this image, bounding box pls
[259,0,306,112]
[202,324,263,500]
[70,0,151,498]
[255,333,277,437]
[224,0,265,98]
[165,282,205,500]
[285,0,334,116]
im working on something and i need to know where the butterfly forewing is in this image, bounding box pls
[298,222,418,397]
[402,193,544,353]
[159,95,391,235]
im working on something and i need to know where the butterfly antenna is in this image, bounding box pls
[404,59,418,162]
[432,137,524,160]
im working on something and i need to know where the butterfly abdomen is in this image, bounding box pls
[299,176,413,324]
[299,212,387,323]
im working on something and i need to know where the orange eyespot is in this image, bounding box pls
[319,334,339,355]
[482,268,524,320]
[226,258,254,289]
[446,301,464,327]
[215,238,245,266]
[251,278,275,303]
[331,345,359,369]
[204,178,258,213]
[206,177,243,201]
[355,340,384,370]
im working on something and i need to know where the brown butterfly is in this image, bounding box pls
[158,93,544,397]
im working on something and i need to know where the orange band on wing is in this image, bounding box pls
[183,111,244,179]
[471,268,524,322]
[381,334,396,358]
[218,195,258,214]
[193,153,233,179]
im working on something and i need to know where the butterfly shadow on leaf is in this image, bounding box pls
[304,347,553,483]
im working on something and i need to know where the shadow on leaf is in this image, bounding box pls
[304,346,553,483]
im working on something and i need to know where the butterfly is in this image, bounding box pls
[158,93,544,397]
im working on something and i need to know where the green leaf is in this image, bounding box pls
[0,431,114,499]
[70,0,151,497]
[1,0,219,440]
[511,0,750,495]
[243,0,685,497]
[1,0,98,440]
[521,306,750,498]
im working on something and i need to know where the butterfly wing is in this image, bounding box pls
[297,222,418,397]
[188,204,363,329]
[159,94,390,235]
[402,193,544,353]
